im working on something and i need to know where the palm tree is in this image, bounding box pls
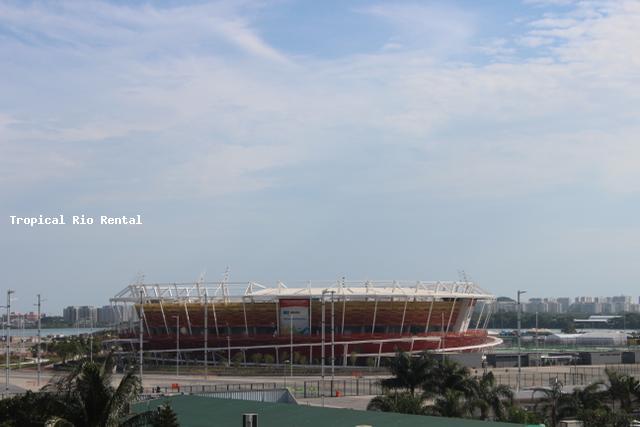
[0,390,69,426]
[424,358,476,398]
[469,371,513,421]
[381,351,435,396]
[367,391,428,415]
[44,352,150,426]
[504,403,542,425]
[567,381,605,416]
[604,368,639,413]
[152,403,181,427]
[532,377,570,427]
[429,389,469,418]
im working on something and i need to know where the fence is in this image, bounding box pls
[144,378,384,399]
[476,364,640,389]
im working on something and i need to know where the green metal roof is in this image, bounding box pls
[133,395,528,427]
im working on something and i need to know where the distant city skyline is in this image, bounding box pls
[6,292,640,321]
[2,1,640,313]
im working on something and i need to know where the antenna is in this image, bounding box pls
[33,295,46,387]
[196,271,206,297]
[135,272,145,285]
[222,266,230,303]
[458,270,471,283]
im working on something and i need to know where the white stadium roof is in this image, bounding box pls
[111,280,496,304]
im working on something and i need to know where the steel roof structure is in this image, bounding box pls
[111,280,496,304]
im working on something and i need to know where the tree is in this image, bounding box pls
[429,389,469,418]
[367,392,427,415]
[504,403,542,425]
[43,352,151,426]
[604,368,639,413]
[152,403,180,427]
[424,358,476,398]
[263,354,275,364]
[560,319,576,334]
[469,372,513,421]
[381,351,435,396]
[51,339,80,365]
[0,391,69,427]
[566,381,605,416]
[532,377,571,427]
[579,408,632,427]
[232,352,244,367]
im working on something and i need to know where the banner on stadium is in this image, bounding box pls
[279,299,310,335]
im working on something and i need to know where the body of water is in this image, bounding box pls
[2,327,107,337]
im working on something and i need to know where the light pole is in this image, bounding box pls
[139,291,144,383]
[535,310,539,353]
[321,292,326,406]
[36,294,42,387]
[90,311,94,364]
[172,316,180,379]
[5,290,15,392]
[330,291,335,388]
[204,292,208,381]
[226,323,231,368]
[289,312,293,379]
[517,290,526,392]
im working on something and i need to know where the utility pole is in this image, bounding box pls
[330,291,335,388]
[535,311,539,353]
[5,290,14,392]
[204,292,208,381]
[90,310,94,364]
[517,290,526,392]
[321,292,326,407]
[173,316,180,378]
[290,312,293,378]
[139,290,144,383]
[36,294,42,387]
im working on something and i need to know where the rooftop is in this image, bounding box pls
[132,395,527,427]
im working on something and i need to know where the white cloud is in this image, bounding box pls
[1,0,640,201]
[362,3,476,55]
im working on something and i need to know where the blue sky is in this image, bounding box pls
[1,0,640,313]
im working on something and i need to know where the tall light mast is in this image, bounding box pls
[139,289,144,384]
[517,290,527,392]
[5,290,15,392]
[36,294,42,387]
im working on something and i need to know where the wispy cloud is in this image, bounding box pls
[1,0,639,202]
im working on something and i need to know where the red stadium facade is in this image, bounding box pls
[110,280,501,366]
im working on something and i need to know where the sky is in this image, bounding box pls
[1,0,640,313]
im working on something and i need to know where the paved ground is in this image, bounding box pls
[5,368,374,392]
[5,363,636,395]
[296,395,374,410]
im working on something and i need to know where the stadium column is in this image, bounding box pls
[242,298,249,336]
[445,297,458,334]
[159,299,170,334]
[425,296,435,333]
[400,297,408,335]
[309,297,313,365]
[204,291,208,381]
[475,301,486,330]
[371,297,378,335]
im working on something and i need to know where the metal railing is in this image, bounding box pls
[474,364,640,389]
[143,378,384,399]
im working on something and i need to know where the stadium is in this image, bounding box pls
[110,279,501,365]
